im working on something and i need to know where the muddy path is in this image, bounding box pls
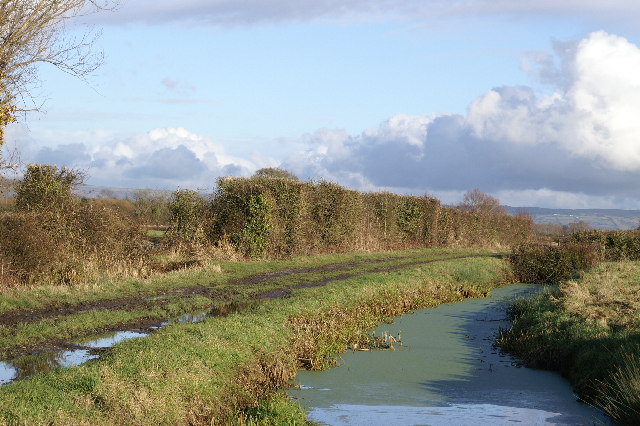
[0,253,498,361]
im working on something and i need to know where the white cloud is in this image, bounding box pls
[9,30,640,209]
[285,31,640,209]
[9,127,267,189]
[468,31,640,171]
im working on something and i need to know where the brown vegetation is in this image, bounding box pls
[0,167,531,289]
[0,165,149,287]
[206,177,531,258]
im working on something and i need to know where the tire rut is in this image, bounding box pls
[0,253,497,361]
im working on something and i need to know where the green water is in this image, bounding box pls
[289,284,609,425]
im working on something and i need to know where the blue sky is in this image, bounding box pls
[6,0,640,208]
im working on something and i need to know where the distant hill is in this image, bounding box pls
[505,206,640,230]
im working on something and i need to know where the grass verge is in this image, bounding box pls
[0,250,507,424]
[498,261,640,425]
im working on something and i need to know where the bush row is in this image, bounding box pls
[0,167,532,287]
[566,230,640,261]
[509,243,602,284]
[509,229,640,285]
[172,177,532,258]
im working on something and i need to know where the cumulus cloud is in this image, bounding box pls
[284,31,640,209]
[94,0,640,26]
[470,31,640,170]
[33,143,92,167]
[15,127,264,190]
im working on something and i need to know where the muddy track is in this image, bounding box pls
[0,254,465,328]
[0,253,498,360]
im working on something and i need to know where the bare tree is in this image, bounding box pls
[0,0,116,147]
[457,188,507,215]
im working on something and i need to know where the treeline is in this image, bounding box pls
[178,176,532,257]
[0,165,532,287]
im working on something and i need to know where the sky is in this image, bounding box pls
[5,0,640,209]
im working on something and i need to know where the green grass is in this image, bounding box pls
[0,249,507,424]
[0,247,478,314]
[498,261,640,425]
[0,248,494,359]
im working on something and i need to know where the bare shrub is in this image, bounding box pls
[457,189,507,215]
[132,189,170,226]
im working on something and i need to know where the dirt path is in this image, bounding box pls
[0,253,497,360]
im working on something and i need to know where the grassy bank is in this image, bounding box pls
[498,260,640,424]
[0,249,508,424]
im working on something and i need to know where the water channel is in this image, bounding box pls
[289,284,610,425]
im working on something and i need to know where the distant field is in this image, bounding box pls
[504,206,640,230]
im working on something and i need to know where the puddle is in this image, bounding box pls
[290,284,610,425]
[0,300,254,387]
[78,330,149,349]
[0,362,17,385]
[177,313,208,323]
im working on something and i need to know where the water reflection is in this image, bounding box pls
[0,300,250,386]
[291,285,610,425]
[306,403,586,426]
[78,330,148,349]
[0,330,148,386]
[177,313,208,323]
[0,362,17,385]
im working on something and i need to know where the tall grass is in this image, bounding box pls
[499,260,640,424]
[596,351,640,425]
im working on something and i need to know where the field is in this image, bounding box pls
[2,168,640,424]
[0,248,508,424]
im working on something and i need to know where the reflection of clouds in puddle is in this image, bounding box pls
[0,362,17,385]
[0,302,247,387]
[55,350,99,368]
[308,404,567,426]
[0,331,149,387]
[77,331,148,349]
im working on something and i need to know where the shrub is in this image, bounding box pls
[568,230,640,261]
[0,205,148,287]
[509,243,602,284]
[15,164,83,212]
[165,189,209,245]
[0,165,149,287]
